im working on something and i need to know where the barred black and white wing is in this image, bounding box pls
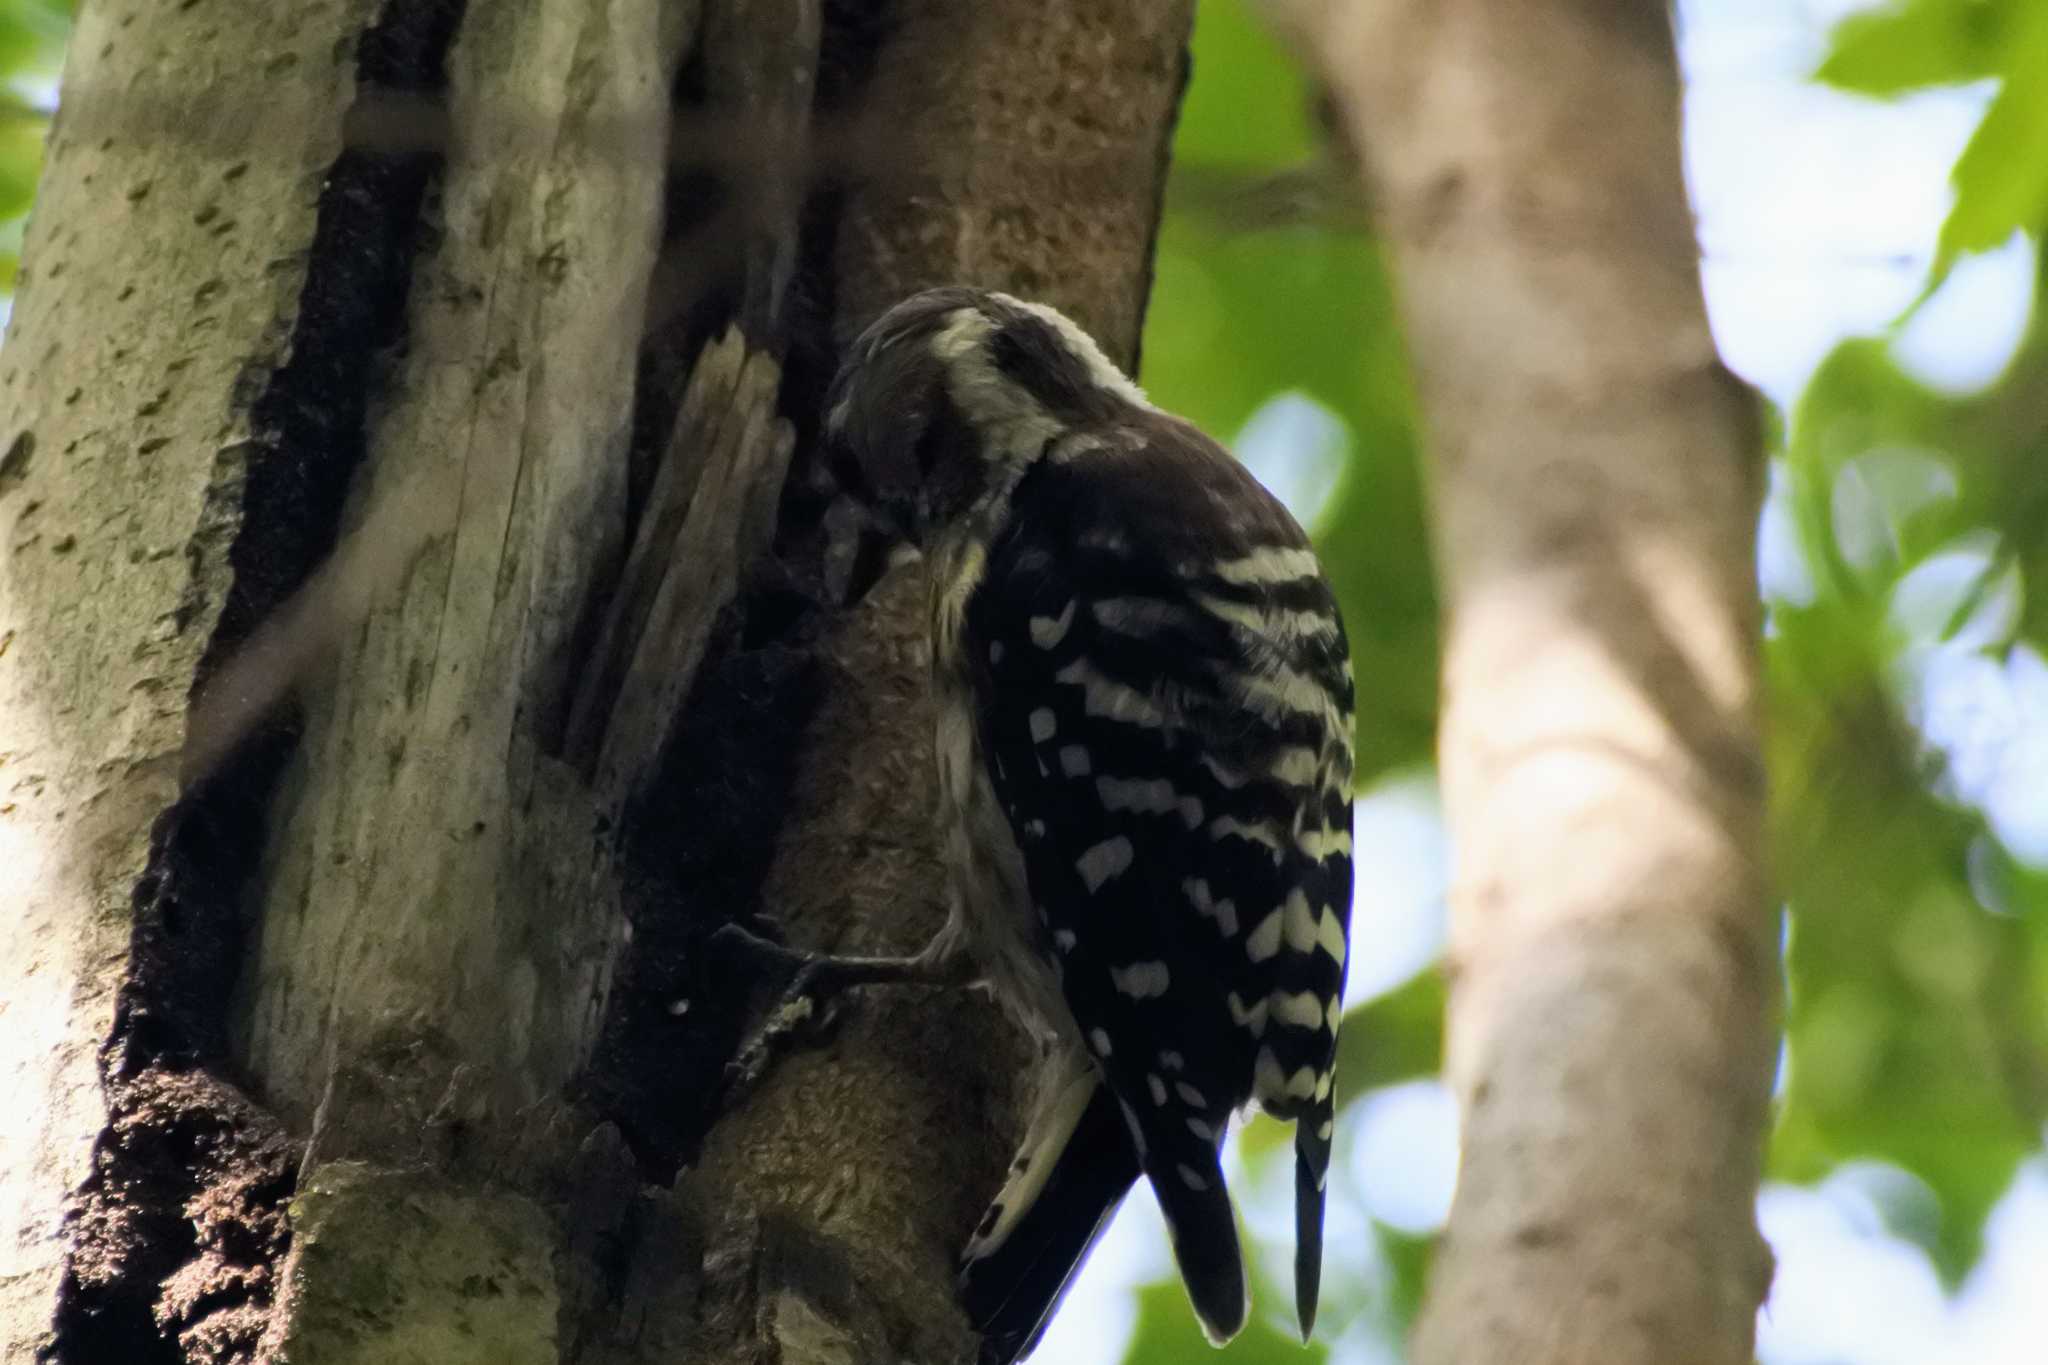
[956,417,1356,1355]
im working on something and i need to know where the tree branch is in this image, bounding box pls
[1265,1,1778,1360]
[675,2,1194,1360]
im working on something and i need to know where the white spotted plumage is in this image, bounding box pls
[826,287,1355,1362]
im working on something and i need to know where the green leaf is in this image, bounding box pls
[0,0,68,82]
[1818,0,2008,95]
[1934,3,2048,276]
[1120,1276,1329,1365]
[1173,0,1317,167]
[1767,625,2048,1281]
[1146,0,1438,783]
[0,107,46,221]
[1376,1225,1434,1337]
[1332,968,1445,1111]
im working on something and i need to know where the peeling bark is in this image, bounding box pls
[1264,1,1777,1361]
[2,1,1192,1361]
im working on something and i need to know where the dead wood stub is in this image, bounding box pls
[581,612,828,1180]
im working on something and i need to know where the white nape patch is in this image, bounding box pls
[1176,1163,1210,1192]
[1317,905,1347,965]
[1282,889,1320,953]
[1187,1116,1216,1142]
[1055,658,1169,728]
[1272,990,1325,1031]
[1183,878,1240,938]
[1212,546,1322,586]
[989,641,1004,664]
[1076,836,1133,892]
[1110,959,1170,999]
[1053,928,1077,952]
[1091,1027,1114,1058]
[1030,599,1076,649]
[1210,815,1284,855]
[1298,826,1354,860]
[1159,1050,1185,1072]
[1059,745,1092,777]
[1198,753,1248,789]
[1000,293,1155,411]
[1029,708,1057,744]
[1174,1081,1208,1109]
[1267,746,1323,788]
[932,308,1064,460]
[1096,775,1179,815]
[1243,909,1284,962]
[1227,991,1271,1038]
[1147,1073,1168,1106]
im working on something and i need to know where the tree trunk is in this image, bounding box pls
[1265,1,1777,1361]
[0,2,1190,1362]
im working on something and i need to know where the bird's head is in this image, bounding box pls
[823,286,1150,549]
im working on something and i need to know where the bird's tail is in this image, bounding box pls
[1140,1120,1247,1346]
[1293,1095,1336,1340]
[961,1068,1140,1365]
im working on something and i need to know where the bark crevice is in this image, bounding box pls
[42,3,465,1360]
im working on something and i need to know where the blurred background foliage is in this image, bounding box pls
[0,0,64,295]
[2,0,2043,1362]
[1132,0,2048,1360]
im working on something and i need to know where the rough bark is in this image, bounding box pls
[1,1,1191,1362]
[0,1,400,1355]
[679,4,1193,1361]
[1263,1,1777,1361]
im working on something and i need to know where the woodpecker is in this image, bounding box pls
[822,287,1355,1362]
